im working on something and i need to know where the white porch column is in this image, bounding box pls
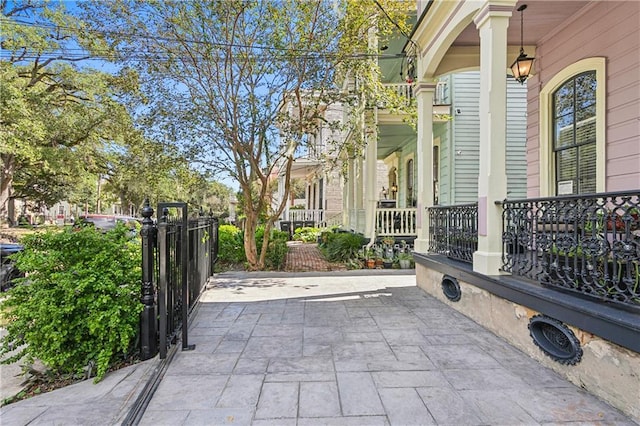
[355,155,365,233]
[472,5,511,275]
[344,157,355,227]
[363,116,378,240]
[414,83,436,253]
[355,156,364,210]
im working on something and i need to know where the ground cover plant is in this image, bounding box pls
[319,231,365,265]
[293,227,321,243]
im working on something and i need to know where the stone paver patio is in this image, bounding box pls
[138,271,634,425]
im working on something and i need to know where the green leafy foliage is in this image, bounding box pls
[293,227,321,243]
[0,225,142,382]
[216,225,289,271]
[321,232,365,263]
[263,230,289,271]
[217,224,245,266]
[255,227,289,271]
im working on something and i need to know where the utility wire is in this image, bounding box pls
[372,0,412,41]
[371,0,419,53]
[1,17,408,62]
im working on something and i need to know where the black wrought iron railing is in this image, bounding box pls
[428,203,478,263]
[140,201,219,360]
[502,191,640,307]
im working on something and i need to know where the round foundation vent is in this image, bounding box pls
[441,275,461,302]
[528,315,582,365]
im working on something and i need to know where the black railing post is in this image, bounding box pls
[157,208,169,359]
[139,199,157,360]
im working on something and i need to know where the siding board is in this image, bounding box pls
[528,1,640,194]
[446,71,528,203]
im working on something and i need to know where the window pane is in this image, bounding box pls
[576,114,596,144]
[576,103,596,124]
[557,147,577,181]
[578,144,596,193]
[575,72,596,110]
[555,112,574,148]
[554,81,574,117]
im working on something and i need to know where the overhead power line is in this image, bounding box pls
[1,17,411,62]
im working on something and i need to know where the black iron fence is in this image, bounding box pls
[140,201,219,360]
[502,191,640,307]
[428,203,478,263]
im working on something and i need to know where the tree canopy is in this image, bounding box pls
[79,0,414,269]
[1,0,228,219]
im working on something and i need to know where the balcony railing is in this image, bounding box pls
[376,208,417,236]
[286,209,324,224]
[428,203,478,263]
[383,81,448,107]
[502,191,640,307]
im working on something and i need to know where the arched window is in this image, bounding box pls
[553,71,597,195]
[539,58,605,196]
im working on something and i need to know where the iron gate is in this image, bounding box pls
[139,200,219,360]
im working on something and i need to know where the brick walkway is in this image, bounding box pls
[283,241,347,272]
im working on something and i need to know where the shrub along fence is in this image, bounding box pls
[139,200,219,360]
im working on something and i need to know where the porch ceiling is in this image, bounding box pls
[379,13,417,84]
[454,1,589,47]
[378,122,416,159]
[289,159,322,179]
[415,0,592,77]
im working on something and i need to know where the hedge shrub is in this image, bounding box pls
[0,225,142,382]
[217,225,288,270]
[217,224,245,266]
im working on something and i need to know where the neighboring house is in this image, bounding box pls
[275,102,348,230]
[409,0,639,421]
[282,69,528,243]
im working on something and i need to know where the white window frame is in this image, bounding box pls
[539,57,606,196]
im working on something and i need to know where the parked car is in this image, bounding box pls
[1,243,24,291]
[76,215,141,232]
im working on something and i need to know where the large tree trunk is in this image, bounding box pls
[243,209,261,270]
[1,154,15,224]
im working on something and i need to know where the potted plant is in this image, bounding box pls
[363,248,376,269]
[381,236,395,247]
[397,251,413,269]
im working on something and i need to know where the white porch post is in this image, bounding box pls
[345,157,355,228]
[472,5,511,275]
[414,83,436,253]
[363,115,378,240]
[355,155,365,233]
[356,156,364,211]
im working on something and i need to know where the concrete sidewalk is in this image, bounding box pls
[0,270,636,425]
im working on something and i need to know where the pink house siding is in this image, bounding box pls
[526,1,640,194]
[526,87,541,198]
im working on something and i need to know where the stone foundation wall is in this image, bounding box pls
[416,264,640,423]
